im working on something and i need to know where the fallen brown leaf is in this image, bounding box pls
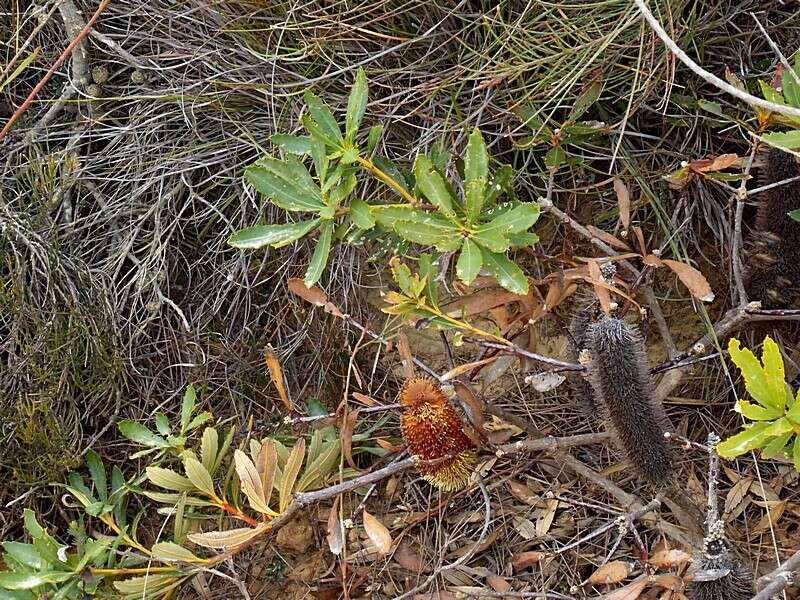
[602,574,647,600]
[587,560,630,585]
[661,259,714,302]
[265,345,294,412]
[393,543,429,573]
[614,177,631,230]
[362,510,392,557]
[511,550,545,572]
[650,548,692,569]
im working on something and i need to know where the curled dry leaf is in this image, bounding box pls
[601,574,648,600]
[689,153,739,173]
[287,277,344,318]
[265,345,294,412]
[511,550,546,572]
[351,392,378,407]
[535,498,559,537]
[362,510,392,557]
[326,496,344,555]
[525,371,566,392]
[441,357,498,382]
[649,548,692,569]
[443,289,522,318]
[392,543,429,573]
[587,560,630,585]
[341,408,360,470]
[586,224,631,251]
[486,575,511,593]
[587,259,612,315]
[613,177,631,230]
[661,259,715,302]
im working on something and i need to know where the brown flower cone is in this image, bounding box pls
[399,377,475,491]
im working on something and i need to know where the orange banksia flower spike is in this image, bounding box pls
[398,377,475,491]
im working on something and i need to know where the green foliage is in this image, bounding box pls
[0,385,356,599]
[756,52,800,149]
[717,336,800,469]
[228,69,540,293]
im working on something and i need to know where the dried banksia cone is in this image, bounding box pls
[399,377,475,491]
[745,147,800,308]
[585,316,674,486]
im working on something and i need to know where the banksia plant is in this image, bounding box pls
[744,147,800,308]
[687,434,752,600]
[399,377,475,491]
[566,304,595,412]
[585,316,674,486]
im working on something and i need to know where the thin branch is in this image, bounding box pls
[633,0,800,119]
[752,550,800,600]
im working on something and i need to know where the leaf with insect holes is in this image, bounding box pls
[480,248,528,295]
[304,220,333,287]
[456,237,483,285]
[661,259,714,302]
[279,438,305,512]
[464,129,488,222]
[362,510,392,556]
[345,67,368,141]
[188,525,268,550]
[228,219,321,250]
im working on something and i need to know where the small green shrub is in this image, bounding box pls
[717,336,800,468]
[228,69,540,294]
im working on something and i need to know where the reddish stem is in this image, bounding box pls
[0,0,111,142]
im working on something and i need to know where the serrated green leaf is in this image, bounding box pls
[146,467,195,492]
[183,457,215,498]
[390,259,414,296]
[118,421,170,449]
[296,439,340,492]
[480,248,528,294]
[181,384,196,432]
[508,231,539,247]
[245,162,324,212]
[228,218,321,249]
[155,413,169,436]
[717,421,774,458]
[727,338,784,411]
[271,134,312,155]
[85,450,107,502]
[413,155,458,222]
[794,436,800,470]
[345,67,368,141]
[304,220,333,287]
[762,431,794,459]
[762,337,787,409]
[735,400,783,421]
[186,411,212,431]
[759,80,785,105]
[349,199,375,229]
[782,69,800,108]
[762,130,800,150]
[456,238,482,285]
[304,91,343,144]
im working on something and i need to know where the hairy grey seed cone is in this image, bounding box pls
[585,316,674,485]
[686,545,753,600]
[745,147,800,308]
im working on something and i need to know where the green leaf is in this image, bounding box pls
[186,411,212,431]
[480,248,528,294]
[716,421,774,458]
[393,217,461,251]
[727,338,784,412]
[304,221,333,287]
[245,162,324,212]
[349,199,375,229]
[413,155,458,222]
[228,218,321,249]
[794,436,800,471]
[183,457,216,497]
[154,413,170,436]
[118,421,170,449]
[759,80,785,105]
[372,156,411,193]
[345,67,368,141]
[418,253,439,307]
[735,400,782,421]
[181,384,196,432]
[762,337,787,408]
[471,224,510,253]
[303,91,343,144]
[789,209,800,222]
[508,231,539,247]
[271,134,312,155]
[85,450,107,502]
[485,164,513,206]
[464,129,488,223]
[456,238,482,285]
[390,260,414,297]
[151,542,202,563]
[2,543,46,570]
[762,431,794,459]
[310,138,329,182]
[782,69,800,108]
[366,124,383,155]
[479,202,540,235]
[568,80,602,121]
[146,467,195,492]
[762,130,800,150]
[0,572,72,591]
[544,147,566,169]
